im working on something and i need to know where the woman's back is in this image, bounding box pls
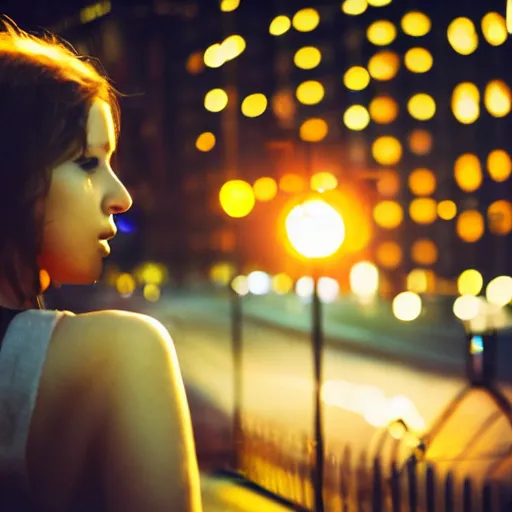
[0,307,202,511]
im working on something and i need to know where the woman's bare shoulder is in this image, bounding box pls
[48,308,174,381]
[27,309,176,509]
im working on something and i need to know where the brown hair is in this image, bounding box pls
[0,18,121,307]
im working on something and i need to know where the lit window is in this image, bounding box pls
[481,12,508,46]
[368,0,392,6]
[343,105,370,131]
[407,93,436,121]
[401,11,431,37]
[269,15,291,36]
[368,51,400,81]
[456,210,484,242]
[376,241,402,268]
[204,43,224,68]
[484,80,512,118]
[447,17,478,55]
[279,174,306,194]
[408,168,436,196]
[411,239,438,265]
[367,20,397,46]
[204,88,228,112]
[369,95,398,123]
[373,200,403,229]
[409,198,437,225]
[408,129,432,155]
[241,93,267,117]
[296,80,325,105]
[221,35,246,62]
[404,47,433,73]
[220,0,240,12]
[437,200,457,221]
[294,46,322,70]
[299,118,328,142]
[451,82,480,124]
[310,172,338,192]
[253,177,278,202]
[487,200,512,235]
[342,0,368,16]
[195,132,216,152]
[487,150,512,182]
[186,52,204,74]
[372,136,402,165]
[292,8,320,32]
[454,153,482,192]
[344,66,371,90]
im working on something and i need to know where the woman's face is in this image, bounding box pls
[38,98,132,284]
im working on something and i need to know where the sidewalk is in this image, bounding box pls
[201,472,295,512]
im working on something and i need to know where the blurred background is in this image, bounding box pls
[4,0,512,509]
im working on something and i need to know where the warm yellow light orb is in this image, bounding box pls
[457,269,483,296]
[285,199,345,259]
[219,180,256,218]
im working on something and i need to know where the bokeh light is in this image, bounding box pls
[253,177,278,202]
[369,95,399,124]
[404,47,433,73]
[293,8,320,32]
[486,276,512,307]
[296,80,325,105]
[343,105,371,130]
[456,210,485,242]
[285,199,345,259]
[269,15,291,36]
[241,93,268,117]
[195,131,216,152]
[372,136,403,165]
[437,200,457,220]
[451,82,480,124]
[368,51,400,81]
[344,66,371,91]
[300,118,328,142]
[458,269,483,296]
[454,153,482,192]
[373,200,403,229]
[219,180,256,218]
[447,17,478,55]
[393,292,422,322]
[487,149,512,182]
[367,20,397,46]
[204,88,228,112]
[401,11,431,37]
[294,46,322,69]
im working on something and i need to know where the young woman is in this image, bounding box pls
[0,19,202,511]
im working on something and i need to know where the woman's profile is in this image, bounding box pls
[0,18,202,511]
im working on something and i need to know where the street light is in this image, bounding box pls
[285,197,345,512]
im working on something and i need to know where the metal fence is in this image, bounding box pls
[237,416,509,512]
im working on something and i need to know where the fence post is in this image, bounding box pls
[482,481,493,512]
[463,477,472,512]
[390,461,401,512]
[407,456,418,512]
[372,457,382,512]
[426,465,435,512]
[444,472,454,512]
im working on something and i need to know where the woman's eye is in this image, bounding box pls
[74,156,100,172]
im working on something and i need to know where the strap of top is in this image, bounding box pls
[0,309,65,497]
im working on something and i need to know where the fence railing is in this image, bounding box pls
[237,416,509,512]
